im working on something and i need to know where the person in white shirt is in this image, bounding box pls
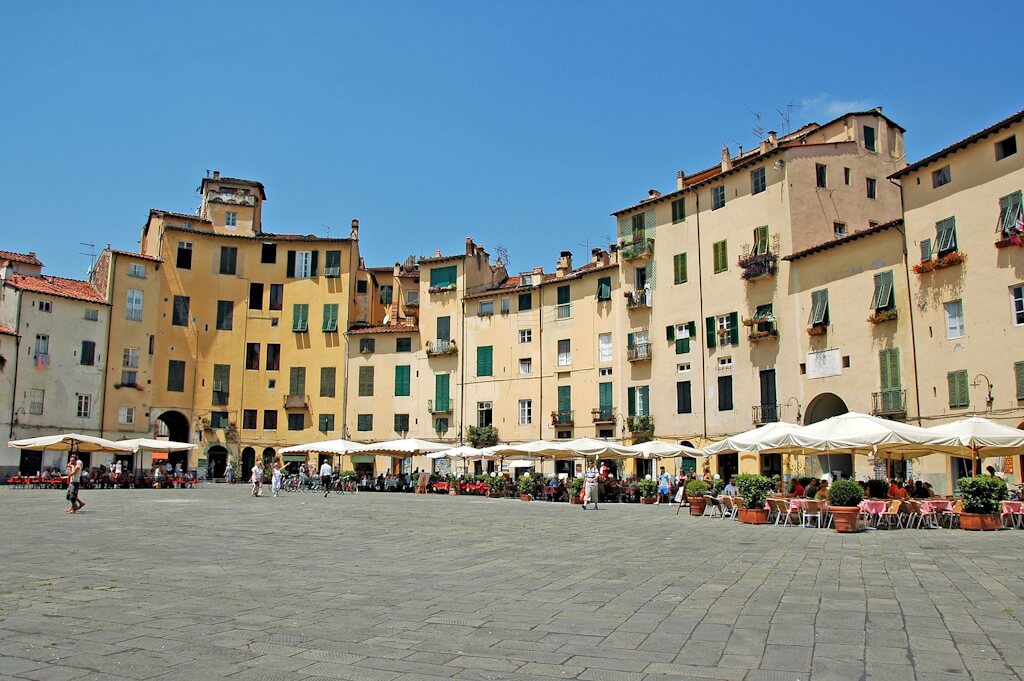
[582,463,599,510]
[251,463,263,497]
[723,477,738,496]
[65,454,84,514]
[319,461,333,498]
[271,462,282,498]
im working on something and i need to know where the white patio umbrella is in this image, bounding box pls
[348,438,449,455]
[9,433,134,453]
[628,440,703,459]
[928,416,1024,475]
[117,438,197,474]
[427,445,489,475]
[488,440,568,457]
[703,421,802,456]
[279,439,361,455]
[562,437,636,458]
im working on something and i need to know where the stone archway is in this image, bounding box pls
[804,393,851,479]
[155,411,191,471]
[241,447,256,480]
[207,445,229,479]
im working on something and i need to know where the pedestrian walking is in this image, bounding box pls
[251,462,263,497]
[224,462,233,483]
[271,462,282,497]
[582,462,599,510]
[319,459,333,497]
[65,454,85,514]
[655,466,672,505]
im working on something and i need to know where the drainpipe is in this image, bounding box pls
[693,190,708,440]
[891,179,923,427]
[99,254,114,439]
[537,286,543,441]
[7,285,23,438]
[459,290,466,445]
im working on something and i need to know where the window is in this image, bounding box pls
[380,285,393,305]
[673,253,688,284]
[167,360,186,392]
[631,212,646,235]
[429,265,457,289]
[248,283,263,310]
[945,300,965,339]
[322,303,339,332]
[122,347,140,371]
[556,285,571,319]
[359,338,375,354]
[518,292,532,311]
[718,375,734,411]
[712,240,728,273]
[866,177,877,199]
[596,276,612,301]
[224,211,237,227]
[519,358,532,375]
[844,167,851,185]
[627,385,650,417]
[434,373,451,411]
[598,333,613,363]
[718,356,733,369]
[288,250,315,278]
[269,284,283,311]
[519,329,532,344]
[437,316,451,340]
[149,335,155,356]
[673,321,696,354]
[557,339,571,366]
[406,290,420,307]
[357,414,373,431]
[261,242,277,263]
[266,344,281,371]
[871,271,895,310]
[318,414,335,432]
[325,250,341,277]
[126,289,143,321]
[599,367,613,377]
[809,289,830,327]
[935,217,958,255]
[357,366,374,396]
[815,163,827,188]
[396,337,412,352]
[394,414,410,433]
[264,410,278,430]
[677,363,691,373]
[242,410,257,430]
[118,406,135,425]
[76,394,91,419]
[80,340,95,366]
[996,136,1018,161]
[478,300,494,316]
[29,388,44,415]
[245,343,260,370]
[176,241,192,269]
[747,166,767,195]
[932,165,952,188]
[84,308,98,321]
[356,280,368,293]
[500,297,510,314]
[288,413,305,431]
[128,263,145,278]
[671,197,686,222]
[1016,361,1024,400]
[998,191,1022,235]
[216,300,233,331]
[519,399,532,426]
[920,238,932,262]
[711,185,726,210]
[172,296,190,326]
[676,381,692,414]
[34,334,49,358]
[477,401,493,427]
[863,125,876,151]
[219,246,238,275]
[834,222,847,238]
[289,367,306,396]
[292,303,309,332]
[212,364,230,405]
[947,370,970,409]
[394,365,410,396]
[1012,285,1024,325]
[752,225,769,255]
[477,346,493,376]
[321,367,337,398]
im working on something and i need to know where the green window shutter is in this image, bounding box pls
[289,367,305,395]
[879,349,901,391]
[518,292,532,311]
[936,217,957,252]
[358,366,374,397]
[1015,361,1024,400]
[920,239,932,262]
[627,386,636,417]
[627,332,636,348]
[999,191,1022,234]
[753,226,769,255]
[958,371,970,408]
[596,277,611,301]
[557,285,570,305]
[671,197,685,223]
[320,367,336,398]
[728,312,739,345]
[599,382,613,409]
[557,385,571,412]
[948,370,968,408]
[476,346,493,377]
[322,304,338,331]
[809,290,829,325]
[706,316,716,348]
[435,373,450,410]
[870,273,883,309]
[675,338,690,354]
[394,365,410,397]
[429,266,457,288]
[665,325,675,341]
[286,251,296,277]
[673,253,688,284]
[292,304,308,332]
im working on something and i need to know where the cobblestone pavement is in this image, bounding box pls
[2,487,1024,681]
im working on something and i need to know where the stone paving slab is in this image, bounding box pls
[2,487,1024,681]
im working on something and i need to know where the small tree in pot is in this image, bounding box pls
[827,479,864,533]
[735,474,773,523]
[685,479,709,516]
[517,474,535,501]
[567,476,584,504]
[958,476,1008,530]
[638,478,657,504]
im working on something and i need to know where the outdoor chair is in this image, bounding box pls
[942,499,963,528]
[702,494,721,518]
[907,501,939,529]
[720,496,737,520]
[801,500,823,528]
[774,498,800,526]
[879,500,905,529]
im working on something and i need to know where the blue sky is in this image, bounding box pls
[1,1,1020,278]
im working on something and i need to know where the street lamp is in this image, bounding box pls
[971,374,994,411]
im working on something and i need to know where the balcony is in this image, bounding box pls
[620,237,654,260]
[738,235,780,281]
[33,353,50,367]
[867,308,898,324]
[426,339,457,356]
[428,283,457,294]
[872,390,907,419]
[283,394,309,410]
[625,289,651,309]
[428,399,453,414]
[743,316,778,343]
[752,404,780,426]
[626,415,654,435]
[551,410,574,426]
[626,342,652,362]
[207,190,255,206]
[591,407,615,424]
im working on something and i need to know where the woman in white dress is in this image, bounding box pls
[271,462,282,497]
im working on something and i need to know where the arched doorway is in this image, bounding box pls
[207,445,228,479]
[804,393,851,479]
[241,447,255,481]
[156,411,192,472]
[262,448,276,468]
[679,441,697,477]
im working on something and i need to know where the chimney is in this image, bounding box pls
[350,218,359,240]
[358,257,365,269]
[647,189,661,200]
[556,251,572,277]
[465,237,475,256]
[212,170,220,180]
[768,130,778,149]
[591,248,608,267]
[676,171,685,190]
[532,265,544,286]
[721,147,732,172]
[433,249,442,258]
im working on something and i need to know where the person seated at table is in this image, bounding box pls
[803,478,819,499]
[788,478,804,496]
[815,477,830,500]
[910,480,928,499]
[723,476,738,496]
[41,468,52,480]
[986,465,997,478]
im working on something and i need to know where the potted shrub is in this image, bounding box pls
[685,479,709,516]
[958,476,1008,530]
[517,474,534,501]
[486,475,503,498]
[638,478,657,504]
[449,476,461,496]
[567,477,584,504]
[735,474,772,524]
[827,479,864,533]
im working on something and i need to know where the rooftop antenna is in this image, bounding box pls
[321,224,333,238]
[494,244,510,269]
[751,111,765,140]
[732,138,743,156]
[79,242,97,275]
[776,101,802,136]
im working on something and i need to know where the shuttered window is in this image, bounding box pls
[753,226,769,255]
[870,271,894,310]
[673,253,687,284]
[809,289,829,326]
[358,366,374,397]
[935,217,958,255]
[319,414,335,432]
[289,367,306,396]
[675,321,695,354]
[357,414,373,431]
[671,197,685,223]
[947,370,970,409]
[167,360,185,392]
[599,382,613,410]
[320,367,336,398]
[219,246,237,275]
[80,340,96,366]
[435,374,450,411]
[879,349,901,392]
[718,376,734,411]
[627,386,636,417]
[518,292,532,311]
[998,191,1022,235]
[728,312,739,345]
[172,296,190,326]
[676,381,692,414]
[1015,361,1024,400]
[920,239,933,262]
[712,240,728,273]
[292,304,309,332]
[395,365,411,396]
[216,300,233,330]
[212,364,230,405]
[705,316,716,349]
[557,386,571,413]
[711,185,725,210]
[596,276,612,301]
[476,346,493,377]
[429,265,457,288]
[557,285,570,305]
[322,304,339,332]
[324,250,341,277]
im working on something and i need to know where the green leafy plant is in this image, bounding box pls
[567,477,584,499]
[736,474,773,510]
[711,478,726,496]
[957,476,1008,514]
[517,474,535,496]
[638,478,657,499]
[827,479,864,507]
[685,479,709,497]
[466,425,499,448]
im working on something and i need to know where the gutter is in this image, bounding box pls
[891,179,924,426]
[7,285,23,438]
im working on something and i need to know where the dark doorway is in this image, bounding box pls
[168,450,188,473]
[805,393,851,478]
[77,452,92,470]
[717,453,738,481]
[19,451,42,476]
[635,458,654,479]
[262,448,276,468]
[156,410,191,444]
[241,447,255,480]
[679,441,697,476]
[207,445,228,478]
[555,460,574,478]
[761,453,783,478]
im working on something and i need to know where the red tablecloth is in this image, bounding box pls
[1001,501,1024,514]
[919,499,953,513]
[432,482,450,493]
[859,500,888,515]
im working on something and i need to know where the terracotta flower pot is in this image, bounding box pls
[640,497,655,505]
[738,508,769,524]
[831,506,861,533]
[449,489,460,496]
[688,497,706,516]
[569,497,582,505]
[961,513,1001,531]
[487,492,501,499]
[519,494,533,502]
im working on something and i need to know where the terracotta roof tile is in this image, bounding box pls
[890,108,1024,179]
[108,249,163,263]
[7,274,108,305]
[0,249,43,267]
[783,219,903,261]
[346,324,419,335]
[0,323,17,336]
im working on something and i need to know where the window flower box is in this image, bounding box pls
[913,251,966,274]
[747,329,778,342]
[428,283,456,294]
[806,324,827,337]
[867,309,898,324]
[995,234,1024,249]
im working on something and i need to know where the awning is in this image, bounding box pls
[350,455,376,464]
[282,454,308,462]
[151,452,169,462]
